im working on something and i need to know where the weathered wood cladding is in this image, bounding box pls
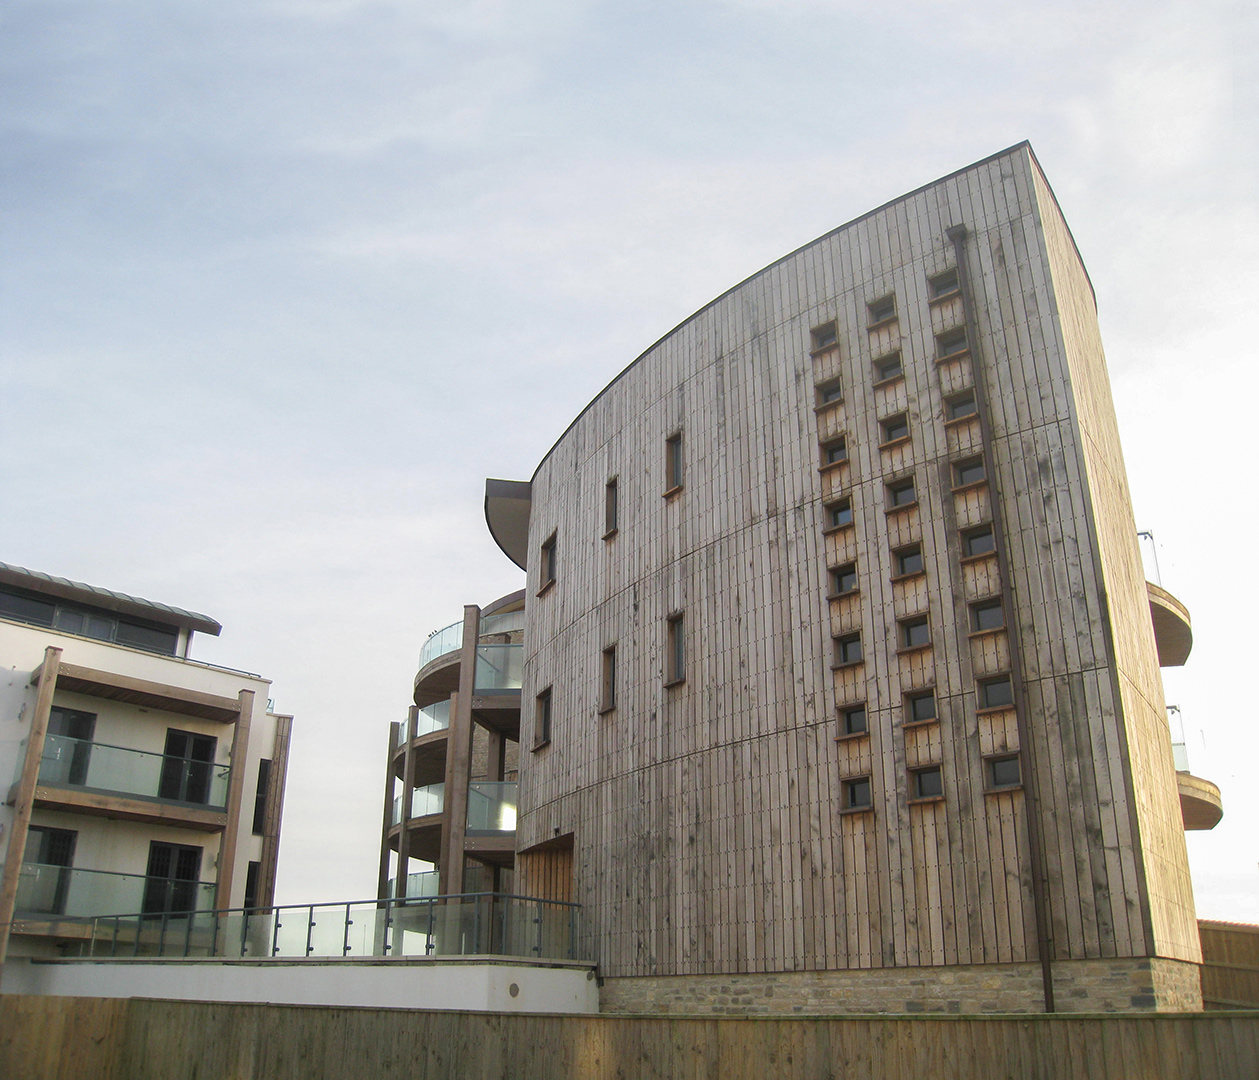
[518,145,1196,984]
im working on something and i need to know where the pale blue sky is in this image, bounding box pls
[2,0,1255,916]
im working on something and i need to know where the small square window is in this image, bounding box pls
[842,776,872,810]
[534,687,553,749]
[821,437,848,467]
[936,327,969,360]
[840,704,868,736]
[665,433,684,493]
[953,457,986,488]
[887,477,916,509]
[962,525,996,558]
[946,391,977,421]
[815,378,843,407]
[979,676,1014,710]
[834,632,863,666]
[894,544,924,578]
[811,321,838,351]
[928,268,960,300]
[987,754,1022,789]
[873,352,903,384]
[900,615,931,650]
[880,413,910,445]
[604,478,619,538]
[970,598,1004,633]
[867,295,896,326]
[905,689,937,724]
[540,533,557,591]
[911,765,944,800]
[666,613,685,685]
[601,645,617,713]
[830,563,858,597]
[825,499,853,531]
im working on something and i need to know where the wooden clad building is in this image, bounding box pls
[485,143,1215,1012]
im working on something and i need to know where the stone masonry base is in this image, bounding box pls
[599,957,1203,1015]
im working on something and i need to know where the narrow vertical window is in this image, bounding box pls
[666,613,685,685]
[665,433,684,494]
[539,532,557,593]
[604,477,619,538]
[252,759,271,835]
[600,645,617,713]
[534,687,553,749]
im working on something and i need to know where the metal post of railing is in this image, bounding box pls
[240,910,252,957]
[342,903,353,956]
[568,903,576,960]
[271,909,282,956]
[159,909,171,958]
[473,895,482,956]
[425,898,435,955]
[183,910,194,957]
[305,905,316,956]
[212,909,221,958]
[533,899,542,957]
[110,916,120,958]
[383,897,394,956]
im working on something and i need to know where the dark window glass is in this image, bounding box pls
[158,730,217,805]
[868,295,896,324]
[873,353,903,383]
[971,599,1004,632]
[605,478,618,536]
[888,478,916,507]
[881,414,909,444]
[47,707,96,786]
[980,677,1014,710]
[115,621,179,655]
[541,535,557,586]
[827,500,853,529]
[963,526,996,557]
[901,616,931,649]
[844,777,872,809]
[822,438,848,465]
[0,589,55,627]
[937,327,968,358]
[20,826,77,915]
[954,458,986,487]
[830,563,858,596]
[602,646,617,711]
[929,268,959,299]
[947,392,977,420]
[834,633,863,666]
[535,688,553,746]
[666,433,684,490]
[906,690,937,724]
[667,614,685,683]
[816,379,843,405]
[841,705,867,736]
[989,756,1022,788]
[895,545,924,577]
[811,321,838,350]
[244,861,262,910]
[252,759,272,835]
[143,842,203,915]
[913,766,944,799]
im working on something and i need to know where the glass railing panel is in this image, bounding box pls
[418,620,464,670]
[1172,742,1190,772]
[415,700,451,737]
[404,870,440,897]
[474,644,522,692]
[466,782,517,832]
[39,735,230,809]
[479,609,524,638]
[18,863,215,920]
[410,783,444,817]
[392,793,404,826]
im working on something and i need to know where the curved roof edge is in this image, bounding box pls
[528,141,1087,483]
[483,589,526,617]
[484,479,532,571]
[0,560,222,636]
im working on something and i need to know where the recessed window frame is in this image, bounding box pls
[814,377,844,409]
[604,477,619,539]
[840,775,873,813]
[970,597,1005,634]
[538,532,557,595]
[886,476,917,512]
[904,688,938,726]
[665,612,686,687]
[533,686,553,750]
[985,753,1023,792]
[898,614,932,651]
[977,674,1015,712]
[599,644,617,715]
[952,456,987,489]
[820,436,848,469]
[833,632,863,668]
[867,294,897,328]
[823,498,854,533]
[927,268,960,302]
[664,432,684,496]
[945,390,978,423]
[909,764,945,803]
[810,320,839,352]
[935,326,969,362]
[961,524,997,560]
[879,413,910,447]
[828,562,858,599]
[892,543,925,580]
[838,703,868,739]
[872,351,903,386]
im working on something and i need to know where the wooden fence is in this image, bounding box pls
[1201,920,1259,1010]
[2,995,1259,1080]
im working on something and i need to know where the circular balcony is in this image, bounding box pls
[1177,771,1223,831]
[1147,581,1192,668]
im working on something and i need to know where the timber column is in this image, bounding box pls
[439,605,480,893]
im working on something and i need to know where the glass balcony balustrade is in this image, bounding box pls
[386,870,440,899]
[392,783,445,825]
[466,781,517,833]
[479,609,524,638]
[414,700,450,737]
[16,862,215,919]
[417,621,463,670]
[474,645,522,693]
[39,735,230,809]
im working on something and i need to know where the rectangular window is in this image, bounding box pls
[142,841,204,915]
[244,861,262,911]
[894,544,924,578]
[899,615,931,650]
[936,327,969,360]
[604,478,618,538]
[815,378,844,407]
[665,432,684,493]
[840,704,867,736]
[601,645,617,713]
[841,776,872,811]
[911,765,944,800]
[873,352,903,384]
[534,687,553,748]
[970,598,1005,633]
[953,457,986,487]
[928,268,960,300]
[867,295,896,326]
[811,320,838,351]
[820,437,848,467]
[252,759,272,835]
[905,689,937,725]
[962,524,996,558]
[158,730,217,805]
[887,477,916,509]
[880,413,910,445]
[979,675,1014,710]
[540,532,557,591]
[987,754,1022,790]
[46,706,96,786]
[825,498,853,531]
[946,391,977,421]
[666,613,685,685]
[21,826,77,916]
[829,563,858,597]
[833,632,863,667]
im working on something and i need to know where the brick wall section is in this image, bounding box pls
[600,957,1203,1015]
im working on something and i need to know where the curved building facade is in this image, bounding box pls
[501,143,1211,1012]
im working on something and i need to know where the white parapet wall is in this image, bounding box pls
[1,955,600,1014]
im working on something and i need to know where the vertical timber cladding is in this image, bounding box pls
[518,143,1193,981]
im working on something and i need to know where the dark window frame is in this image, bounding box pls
[928,268,960,301]
[886,476,917,510]
[833,632,863,668]
[936,326,969,361]
[978,675,1015,712]
[539,532,557,594]
[533,687,553,750]
[961,524,997,559]
[872,351,903,385]
[985,753,1022,791]
[604,477,619,539]
[899,614,932,651]
[904,688,938,726]
[824,498,854,532]
[829,562,858,598]
[600,645,617,714]
[970,598,1005,634]
[867,294,897,327]
[880,413,910,446]
[810,320,838,352]
[893,543,924,579]
[910,765,945,802]
[953,456,987,489]
[666,613,686,687]
[945,390,977,422]
[665,432,684,495]
[838,703,868,738]
[840,775,873,813]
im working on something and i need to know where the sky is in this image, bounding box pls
[2,0,1256,920]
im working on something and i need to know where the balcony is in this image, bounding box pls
[467,781,517,833]
[1147,581,1192,667]
[417,620,464,671]
[474,644,521,693]
[392,783,445,826]
[414,700,451,737]
[15,862,216,921]
[1167,707,1223,831]
[33,735,230,830]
